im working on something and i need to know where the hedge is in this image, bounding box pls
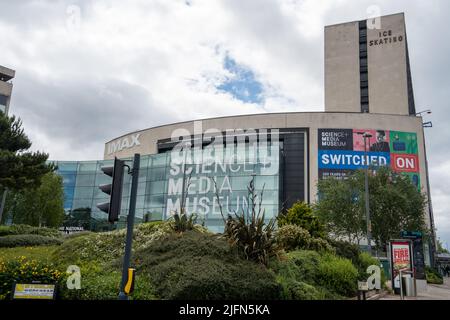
[0,224,61,238]
[316,253,358,297]
[0,235,63,248]
[272,250,358,299]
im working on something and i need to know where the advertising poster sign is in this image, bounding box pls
[12,283,56,300]
[389,240,413,294]
[318,129,420,187]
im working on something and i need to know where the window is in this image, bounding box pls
[360,72,368,82]
[361,96,369,104]
[0,95,7,113]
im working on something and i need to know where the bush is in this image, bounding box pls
[271,251,347,300]
[134,231,282,300]
[62,231,93,239]
[286,251,322,282]
[57,262,157,300]
[0,235,63,248]
[271,251,321,285]
[53,221,173,265]
[426,267,443,285]
[276,225,334,254]
[279,278,324,300]
[277,202,325,238]
[316,253,358,297]
[327,239,361,264]
[0,224,61,238]
[169,211,198,233]
[0,246,58,264]
[0,257,62,300]
[222,179,278,266]
[276,225,311,251]
[308,238,335,253]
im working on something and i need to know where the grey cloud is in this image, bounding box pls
[11,71,172,157]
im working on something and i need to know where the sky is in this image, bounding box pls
[0,0,449,248]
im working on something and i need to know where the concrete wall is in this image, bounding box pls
[367,13,410,115]
[0,65,15,115]
[325,21,361,112]
[324,13,412,116]
[0,81,13,114]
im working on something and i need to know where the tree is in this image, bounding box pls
[315,176,366,243]
[436,238,449,254]
[315,167,428,251]
[0,113,54,191]
[3,172,65,227]
[0,112,55,222]
[278,201,326,238]
[368,167,428,250]
[63,207,92,230]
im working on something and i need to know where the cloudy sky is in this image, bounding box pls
[1,0,449,247]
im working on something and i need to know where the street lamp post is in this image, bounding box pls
[357,132,373,255]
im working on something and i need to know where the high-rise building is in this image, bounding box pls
[325,13,416,116]
[0,65,15,115]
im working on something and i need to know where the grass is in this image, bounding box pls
[0,246,59,264]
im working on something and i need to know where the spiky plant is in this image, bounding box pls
[219,177,278,266]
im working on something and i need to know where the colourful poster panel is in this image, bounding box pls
[318,129,420,187]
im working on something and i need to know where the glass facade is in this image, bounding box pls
[53,141,280,233]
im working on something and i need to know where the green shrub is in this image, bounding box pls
[0,235,63,248]
[170,211,198,233]
[316,253,358,297]
[134,231,282,300]
[355,253,387,286]
[271,251,322,285]
[276,225,311,251]
[220,178,279,266]
[271,251,346,300]
[426,266,443,285]
[0,257,62,300]
[130,273,158,300]
[277,201,325,238]
[53,221,173,265]
[57,261,157,300]
[327,239,361,264]
[308,238,335,253]
[0,224,61,238]
[0,246,59,264]
[286,250,322,282]
[62,231,93,239]
[279,278,324,300]
[57,262,120,300]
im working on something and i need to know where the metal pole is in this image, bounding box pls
[421,125,436,267]
[364,135,372,255]
[0,189,7,224]
[400,269,404,300]
[118,153,140,300]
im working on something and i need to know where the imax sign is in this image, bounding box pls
[107,134,141,155]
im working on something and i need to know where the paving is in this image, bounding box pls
[379,277,450,300]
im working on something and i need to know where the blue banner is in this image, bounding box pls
[318,150,390,170]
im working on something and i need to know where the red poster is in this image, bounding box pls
[390,241,413,291]
[391,154,419,173]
